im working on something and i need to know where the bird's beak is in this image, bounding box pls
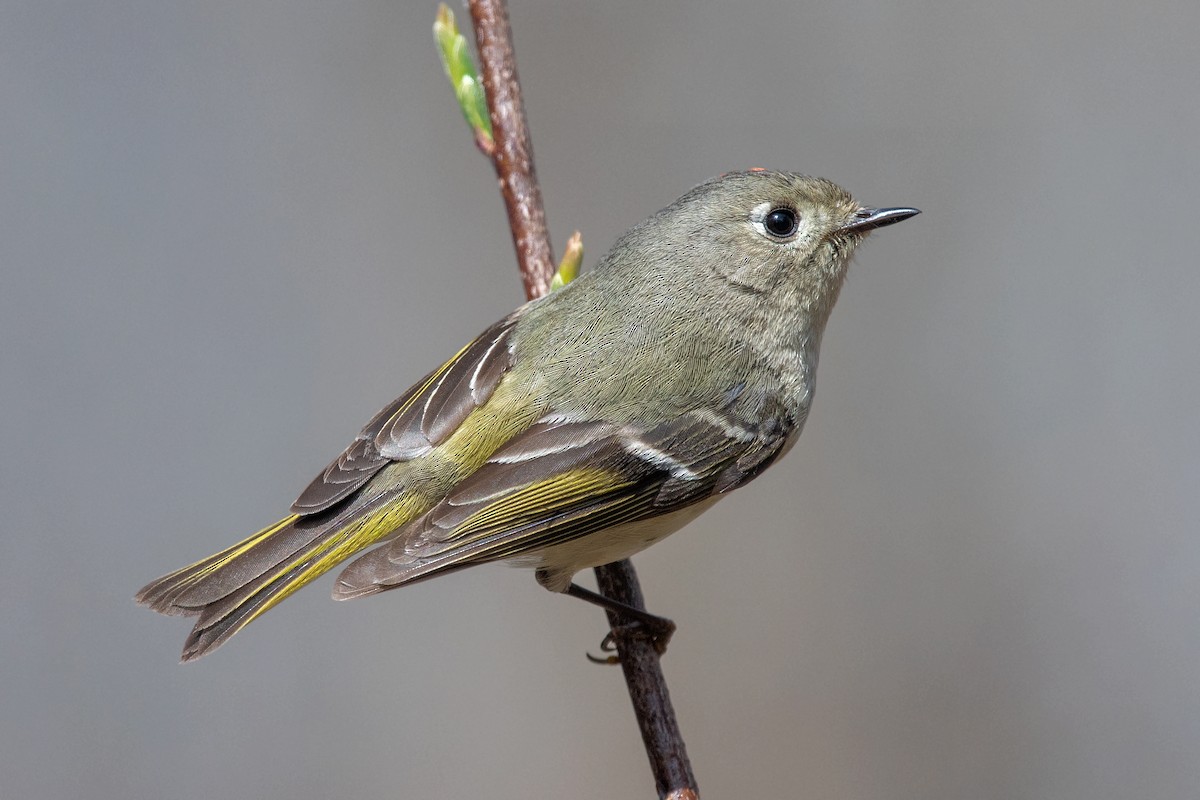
[840,207,921,234]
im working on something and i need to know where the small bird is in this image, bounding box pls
[137,170,918,662]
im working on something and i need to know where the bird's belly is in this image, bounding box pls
[508,497,719,592]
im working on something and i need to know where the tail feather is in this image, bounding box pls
[181,556,322,662]
[135,515,304,616]
[171,518,327,609]
[136,492,419,662]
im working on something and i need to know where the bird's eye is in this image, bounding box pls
[764,207,799,238]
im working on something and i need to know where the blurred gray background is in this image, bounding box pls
[3,1,1198,798]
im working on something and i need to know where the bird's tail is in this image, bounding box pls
[136,495,414,661]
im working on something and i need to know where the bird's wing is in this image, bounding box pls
[290,311,522,514]
[332,400,794,598]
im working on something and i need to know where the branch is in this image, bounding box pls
[595,561,700,800]
[468,0,554,299]
[462,2,699,797]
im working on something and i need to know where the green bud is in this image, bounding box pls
[550,232,584,292]
[434,4,493,149]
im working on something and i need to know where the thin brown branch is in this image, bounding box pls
[468,0,554,299]
[595,560,699,799]
[464,2,699,797]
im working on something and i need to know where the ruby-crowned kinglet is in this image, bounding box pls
[137,170,918,661]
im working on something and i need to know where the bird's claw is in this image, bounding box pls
[585,631,620,665]
[585,619,676,665]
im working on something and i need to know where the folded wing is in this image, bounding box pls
[333,399,796,598]
[290,312,520,513]
[137,310,526,660]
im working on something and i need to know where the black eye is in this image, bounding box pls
[764,207,798,237]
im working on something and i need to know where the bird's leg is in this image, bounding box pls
[562,580,676,663]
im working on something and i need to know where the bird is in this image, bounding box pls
[136,170,918,662]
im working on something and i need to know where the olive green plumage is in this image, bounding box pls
[136,170,918,661]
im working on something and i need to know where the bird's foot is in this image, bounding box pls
[586,617,676,665]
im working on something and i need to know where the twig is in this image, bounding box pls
[595,561,699,800]
[464,1,699,797]
[468,0,554,298]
